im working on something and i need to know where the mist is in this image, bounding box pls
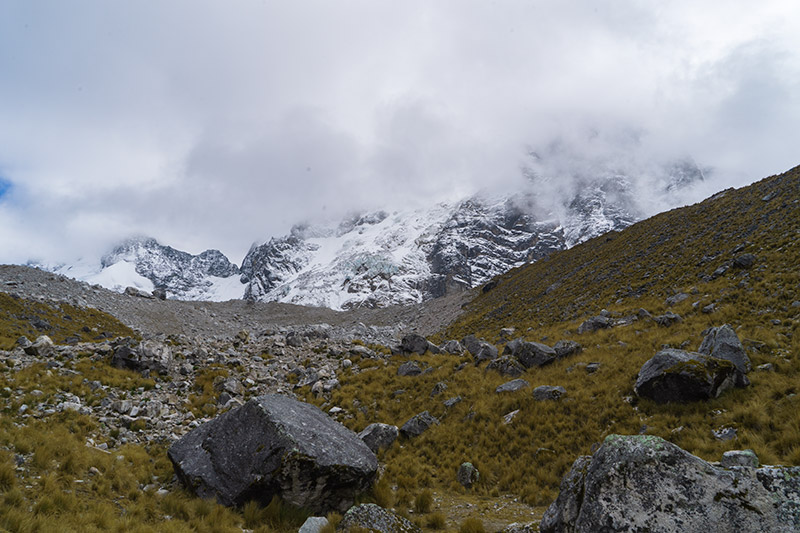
[1,1,798,265]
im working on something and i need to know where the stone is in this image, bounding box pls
[24,335,55,357]
[124,286,154,298]
[338,503,420,533]
[430,381,448,397]
[443,396,462,408]
[533,385,566,401]
[720,449,759,468]
[540,434,800,533]
[152,287,167,300]
[499,327,516,340]
[486,355,525,377]
[457,462,480,488]
[112,340,172,375]
[577,316,611,334]
[701,303,716,314]
[496,379,530,393]
[511,341,556,369]
[358,423,398,453]
[167,394,377,513]
[553,340,582,359]
[472,342,499,365]
[634,349,745,403]
[503,409,520,425]
[441,340,464,354]
[585,363,601,374]
[654,311,682,327]
[462,335,482,355]
[665,292,689,306]
[698,324,751,373]
[500,523,537,533]
[400,334,434,355]
[400,411,438,438]
[713,426,738,441]
[397,361,422,377]
[299,517,329,533]
[732,253,756,269]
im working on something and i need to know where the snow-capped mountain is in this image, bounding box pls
[44,237,245,302]
[40,153,705,309]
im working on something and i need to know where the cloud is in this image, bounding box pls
[0,0,798,264]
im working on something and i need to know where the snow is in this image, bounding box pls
[84,261,154,293]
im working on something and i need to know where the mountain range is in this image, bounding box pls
[40,155,705,309]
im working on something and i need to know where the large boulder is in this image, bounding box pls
[511,341,557,369]
[533,385,566,401]
[338,503,420,533]
[540,434,800,533]
[463,335,498,363]
[400,334,438,355]
[486,355,525,377]
[167,394,377,513]
[698,324,751,373]
[553,340,582,359]
[23,335,55,357]
[358,423,398,453]
[112,340,173,375]
[634,349,745,403]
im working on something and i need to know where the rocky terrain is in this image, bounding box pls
[0,164,797,533]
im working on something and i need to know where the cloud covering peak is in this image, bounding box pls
[1,0,798,264]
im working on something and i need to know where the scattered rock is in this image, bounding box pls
[665,292,689,306]
[509,340,556,368]
[397,361,422,377]
[443,396,462,408]
[533,385,566,401]
[358,423,399,453]
[698,324,751,373]
[168,394,377,513]
[152,287,167,300]
[430,381,448,397]
[400,334,435,355]
[654,311,682,327]
[111,340,172,375]
[732,253,756,269]
[472,343,499,365]
[124,286,155,299]
[299,517,329,533]
[338,503,420,533]
[634,349,745,403]
[23,335,55,357]
[713,426,738,441]
[441,340,464,354]
[553,340,582,359]
[701,303,716,314]
[585,363,601,374]
[400,411,438,438]
[457,462,480,488]
[500,523,537,533]
[720,449,759,468]
[499,327,516,340]
[503,409,519,425]
[540,434,800,533]
[577,316,611,334]
[486,355,525,377]
[496,379,529,393]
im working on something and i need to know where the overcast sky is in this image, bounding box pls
[1,1,798,265]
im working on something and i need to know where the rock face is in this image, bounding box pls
[540,434,800,533]
[167,394,377,513]
[698,324,751,373]
[338,503,420,533]
[634,349,745,403]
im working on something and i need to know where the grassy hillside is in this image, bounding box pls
[297,165,800,526]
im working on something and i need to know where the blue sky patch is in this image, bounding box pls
[0,177,11,199]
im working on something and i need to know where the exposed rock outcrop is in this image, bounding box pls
[541,434,800,533]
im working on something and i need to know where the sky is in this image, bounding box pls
[0,1,798,265]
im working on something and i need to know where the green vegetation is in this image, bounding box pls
[0,292,136,349]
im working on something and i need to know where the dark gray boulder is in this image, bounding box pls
[358,423,398,453]
[513,341,556,369]
[577,316,611,334]
[540,434,800,533]
[472,342,499,365]
[462,334,482,355]
[665,292,689,306]
[457,462,480,488]
[698,324,751,373]
[338,503,420,533]
[167,394,377,513]
[111,340,172,374]
[634,349,744,403]
[654,311,682,327]
[486,355,525,377]
[400,334,437,355]
[397,361,422,377]
[553,340,582,359]
[533,385,566,401]
[496,378,530,393]
[733,253,756,269]
[400,411,438,438]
